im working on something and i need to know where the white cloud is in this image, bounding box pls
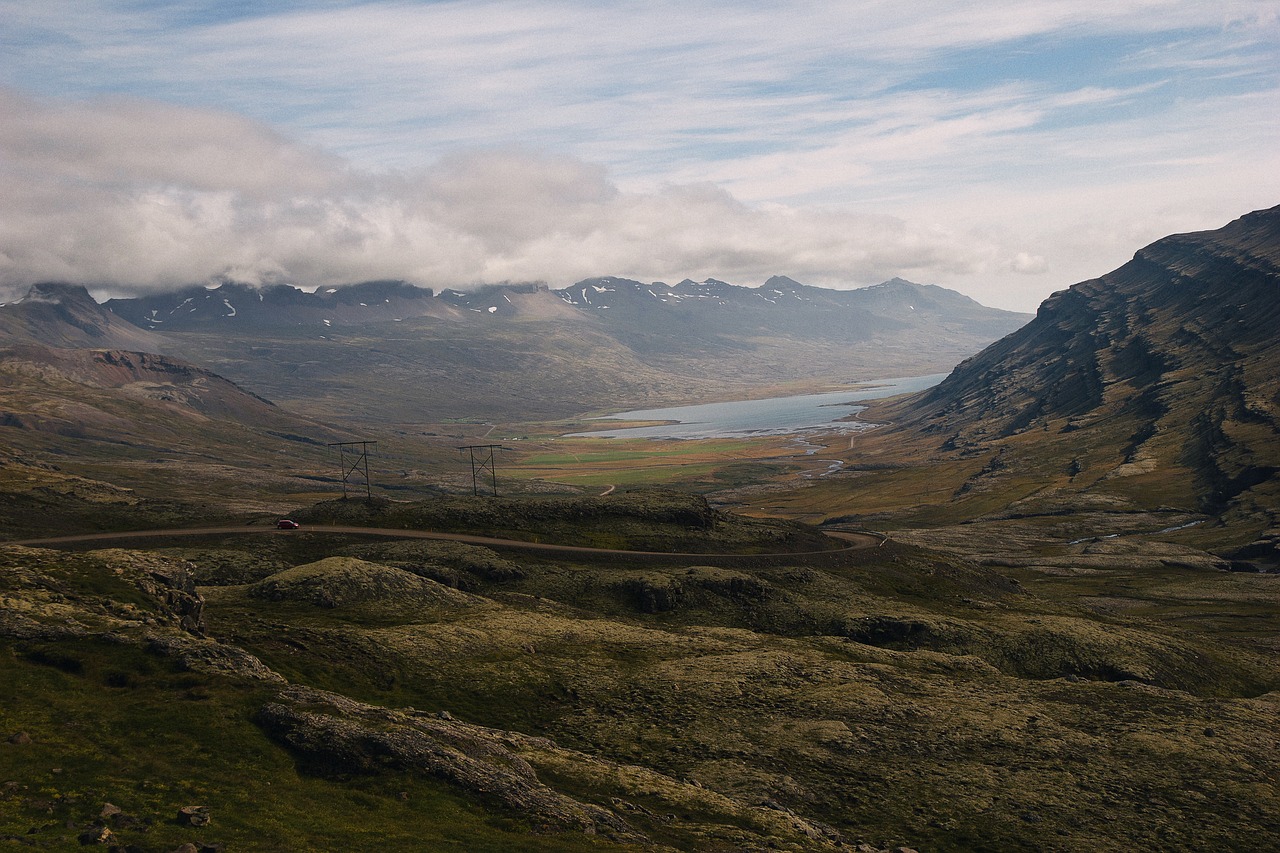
[0,89,343,196]
[6,1,1274,179]
[1010,252,1047,274]
[0,90,1029,301]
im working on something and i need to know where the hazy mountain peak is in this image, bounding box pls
[762,275,805,290]
[20,281,96,306]
[1,282,166,352]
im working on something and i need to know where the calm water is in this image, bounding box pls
[570,373,947,439]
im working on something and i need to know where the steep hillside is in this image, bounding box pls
[904,205,1280,514]
[0,344,356,508]
[767,206,1280,561]
[0,345,294,435]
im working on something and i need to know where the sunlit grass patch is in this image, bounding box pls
[508,436,806,489]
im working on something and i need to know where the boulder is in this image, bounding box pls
[76,825,116,845]
[176,805,210,827]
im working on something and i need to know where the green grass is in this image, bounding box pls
[519,439,761,467]
[512,462,725,488]
[0,639,628,852]
[505,436,805,491]
[202,551,1278,853]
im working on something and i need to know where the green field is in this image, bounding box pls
[506,435,824,490]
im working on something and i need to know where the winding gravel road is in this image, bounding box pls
[6,525,883,560]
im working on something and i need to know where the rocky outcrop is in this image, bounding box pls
[144,633,285,682]
[255,685,643,841]
[0,545,282,682]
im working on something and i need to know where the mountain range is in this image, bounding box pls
[0,274,1030,424]
[3,210,1278,539]
[100,274,1021,339]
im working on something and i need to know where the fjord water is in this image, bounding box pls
[574,373,947,439]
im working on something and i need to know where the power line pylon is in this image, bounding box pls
[457,444,507,496]
[328,440,376,499]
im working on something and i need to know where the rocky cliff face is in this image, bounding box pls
[903,205,1280,517]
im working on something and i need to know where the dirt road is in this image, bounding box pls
[6,524,884,561]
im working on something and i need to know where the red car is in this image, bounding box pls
[276,519,300,529]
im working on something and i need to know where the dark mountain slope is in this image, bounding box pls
[104,279,447,330]
[895,204,1280,526]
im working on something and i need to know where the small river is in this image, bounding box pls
[570,373,947,440]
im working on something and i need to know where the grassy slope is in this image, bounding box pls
[197,533,1280,851]
[0,543,643,852]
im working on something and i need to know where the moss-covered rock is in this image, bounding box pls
[248,557,477,610]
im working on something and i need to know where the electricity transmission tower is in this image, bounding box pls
[457,444,508,496]
[328,440,376,499]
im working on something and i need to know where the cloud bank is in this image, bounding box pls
[0,89,1025,303]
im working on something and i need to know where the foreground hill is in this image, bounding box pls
[754,206,1280,566]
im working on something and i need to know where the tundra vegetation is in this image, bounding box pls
[2,486,1277,852]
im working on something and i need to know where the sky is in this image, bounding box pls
[1,1,1277,311]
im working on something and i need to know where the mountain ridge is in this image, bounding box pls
[907,204,1280,438]
[99,274,1029,334]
